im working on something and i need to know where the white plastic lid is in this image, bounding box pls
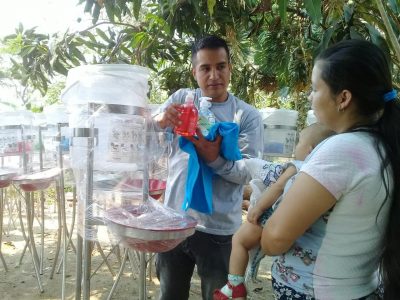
[260,108,298,126]
[61,64,150,107]
[185,91,194,103]
[199,96,212,108]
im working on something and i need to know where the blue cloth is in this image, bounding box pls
[179,122,242,214]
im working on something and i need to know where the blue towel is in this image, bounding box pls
[179,122,242,214]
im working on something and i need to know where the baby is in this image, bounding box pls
[214,123,335,300]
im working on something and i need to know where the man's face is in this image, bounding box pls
[192,47,232,102]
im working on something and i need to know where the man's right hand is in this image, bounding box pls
[154,103,182,129]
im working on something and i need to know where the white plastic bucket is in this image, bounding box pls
[261,108,298,158]
[61,64,150,107]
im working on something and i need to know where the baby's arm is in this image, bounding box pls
[247,165,297,224]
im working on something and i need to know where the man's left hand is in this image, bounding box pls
[186,128,222,163]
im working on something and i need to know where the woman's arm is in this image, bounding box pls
[261,172,336,255]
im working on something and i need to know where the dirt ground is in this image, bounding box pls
[0,192,274,300]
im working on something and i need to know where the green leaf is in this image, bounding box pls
[304,0,322,25]
[80,31,97,42]
[133,0,142,20]
[132,32,147,47]
[69,45,86,62]
[84,0,95,13]
[52,59,68,76]
[365,23,391,57]
[343,4,354,24]
[120,45,133,56]
[388,0,399,14]
[92,3,101,24]
[277,0,288,24]
[349,26,363,40]
[95,28,111,42]
[18,23,24,33]
[104,0,115,23]
[320,26,334,50]
[207,0,216,16]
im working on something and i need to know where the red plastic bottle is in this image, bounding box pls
[175,91,198,136]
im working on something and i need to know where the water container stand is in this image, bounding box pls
[14,124,44,293]
[51,122,70,300]
[73,103,150,300]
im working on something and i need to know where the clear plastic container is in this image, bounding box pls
[198,96,215,136]
[174,91,198,136]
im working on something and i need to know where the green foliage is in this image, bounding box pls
[304,0,321,25]
[44,81,65,105]
[1,0,399,117]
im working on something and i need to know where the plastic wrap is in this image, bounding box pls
[104,198,197,252]
[73,130,171,241]
[13,167,61,192]
[0,168,19,188]
[0,111,36,180]
[62,64,182,247]
[0,110,35,158]
[41,104,71,169]
[68,107,148,171]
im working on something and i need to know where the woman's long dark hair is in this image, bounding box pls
[316,39,400,298]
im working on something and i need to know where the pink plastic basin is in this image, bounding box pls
[13,168,60,192]
[0,171,17,188]
[105,205,197,253]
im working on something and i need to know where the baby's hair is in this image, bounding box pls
[302,123,335,148]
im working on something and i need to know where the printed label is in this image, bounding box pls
[107,119,144,163]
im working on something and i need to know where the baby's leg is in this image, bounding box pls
[230,221,263,276]
[213,223,261,299]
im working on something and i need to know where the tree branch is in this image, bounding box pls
[77,21,141,34]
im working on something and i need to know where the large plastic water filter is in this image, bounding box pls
[0,110,36,175]
[41,104,71,169]
[260,108,298,158]
[43,104,70,151]
[61,64,196,251]
[0,110,35,156]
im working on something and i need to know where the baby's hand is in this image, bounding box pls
[247,207,263,225]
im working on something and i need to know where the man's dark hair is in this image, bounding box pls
[191,35,230,65]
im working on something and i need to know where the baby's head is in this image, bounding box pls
[294,123,335,160]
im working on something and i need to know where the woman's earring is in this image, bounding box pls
[337,106,344,112]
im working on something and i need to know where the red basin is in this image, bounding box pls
[122,237,185,253]
[19,180,53,192]
[13,168,60,192]
[105,205,197,253]
[0,179,12,189]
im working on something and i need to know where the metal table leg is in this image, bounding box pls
[0,189,8,271]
